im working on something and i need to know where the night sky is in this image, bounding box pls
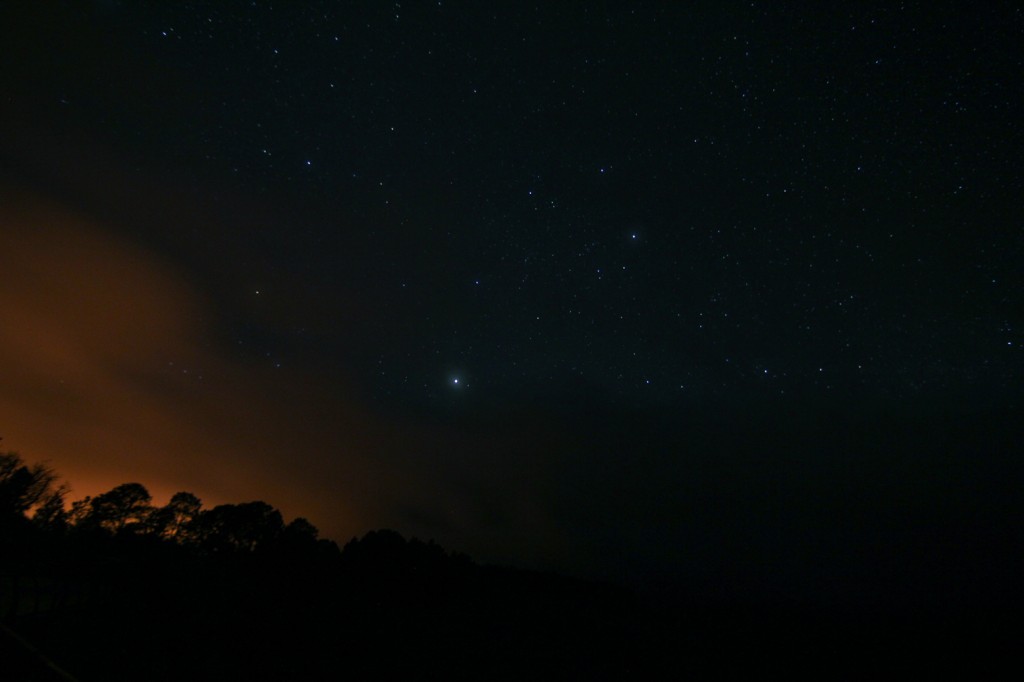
[2,2,1021,603]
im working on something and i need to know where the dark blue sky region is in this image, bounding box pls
[1,1,1021,599]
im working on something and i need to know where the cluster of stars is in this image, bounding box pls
[72,1,1019,408]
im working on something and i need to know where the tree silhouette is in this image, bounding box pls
[152,491,203,542]
[194,501,284,552]
[281,516,318,545]
[82,482,154,535]
[0,447,661,681]
[0,450,60,519]
[31,486,70,532]
[67,495,93,528]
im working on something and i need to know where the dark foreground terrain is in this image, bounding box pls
[2,523,1019,681]
[3,409,1022,682]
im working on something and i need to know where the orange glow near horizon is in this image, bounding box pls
[0,190,582,569]
[0,195,381,535]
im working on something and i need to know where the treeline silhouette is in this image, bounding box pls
[1,449,640,680]
[3,435,1019,680]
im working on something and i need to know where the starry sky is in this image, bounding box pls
[1,2,1022,602]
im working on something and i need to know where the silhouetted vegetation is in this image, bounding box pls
[0,449,642,680]
[2,438,1019,680]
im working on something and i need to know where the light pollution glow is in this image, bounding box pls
[0,193,582,571]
